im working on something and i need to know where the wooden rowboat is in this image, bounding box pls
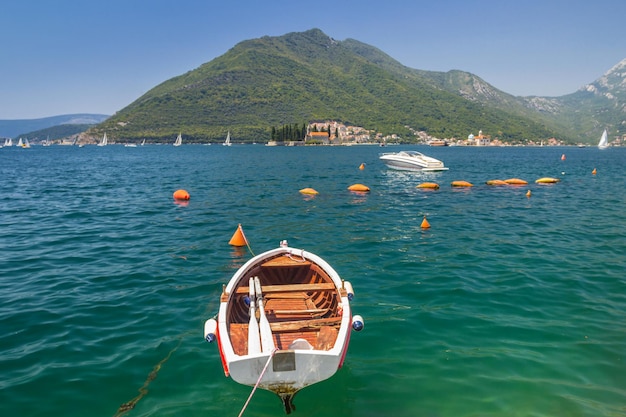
[204,241,364,413]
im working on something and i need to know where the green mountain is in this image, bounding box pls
[86,29,624,144]
[18,124,97,144]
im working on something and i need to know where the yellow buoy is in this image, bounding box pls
[592,168,597,175]
[229,224,248,247]
[416,182,439,189]
[535,177,560,184]
[348,184,370,192]
[299,187,319,195]
[504,178,528,185]
[526,190,531,198]
[486,180,508,186]
[451,180,473,187]
[359,163,365,170]
[173,189,190,200]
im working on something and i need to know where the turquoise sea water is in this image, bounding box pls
[1,144,625,417]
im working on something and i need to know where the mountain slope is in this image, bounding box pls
[90,29,561,144]
[548,58,626,138]
[0,114,108,138]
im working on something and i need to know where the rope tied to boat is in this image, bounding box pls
[286,250,307,263]
[237,348,279,417]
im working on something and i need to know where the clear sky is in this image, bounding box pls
[1,0,624,120]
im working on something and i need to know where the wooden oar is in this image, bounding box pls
[254,276,275,352]
[247,277,261,354]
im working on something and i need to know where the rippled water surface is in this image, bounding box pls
[1,144,625,417]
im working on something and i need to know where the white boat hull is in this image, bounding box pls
[226,346,347,391]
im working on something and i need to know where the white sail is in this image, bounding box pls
[173,133,182,146]
[598,129,609,149]
[223,131,231,146]
[98,133,108,146]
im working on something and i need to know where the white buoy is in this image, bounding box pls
[343,281,355,301]
[204,318,217,343]
[352,315,364,331]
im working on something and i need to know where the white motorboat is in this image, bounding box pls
[204,240,363,413]
[379,150,449,171]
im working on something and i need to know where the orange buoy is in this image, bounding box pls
[526,190,532,198]
[561,154,566,161]
[348,184,370,192]
[451,180,473,187]
[173,189,190,200]
[359,163,365,170]
[299,187,319,195]
[229,224,248,247]
[504,178,528,185]
[416,182,439,189]
[486,180,507,186]
[592,168,597,175]
[421,216,431,229]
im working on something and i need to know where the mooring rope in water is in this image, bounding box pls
[237,348,278,417]
[245,239,255,257]
[113,337,183,417]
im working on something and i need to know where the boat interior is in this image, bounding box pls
[224,253,345,355]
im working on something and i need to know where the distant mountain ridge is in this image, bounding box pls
[0,114,109,138]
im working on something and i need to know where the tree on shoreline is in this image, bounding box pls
[270,123,306,142]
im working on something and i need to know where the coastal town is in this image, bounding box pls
[300,121,623,147]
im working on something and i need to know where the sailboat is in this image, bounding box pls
[598,129,609,149]
[141,139,146,146]
[223,131,232,146]
[173,133,182,146]
[22,138,31,148]
[4,138,13,147]
[98,133,108,147]
[42,136,51,146]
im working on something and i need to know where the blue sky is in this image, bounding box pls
[1,0,624,119]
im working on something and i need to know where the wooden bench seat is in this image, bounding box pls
[269,317,342,332]
[261,256,311,267]
[271,308,328,315]
[315,326,338,350]
[229,319,341,354]
[235,282,336,294]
